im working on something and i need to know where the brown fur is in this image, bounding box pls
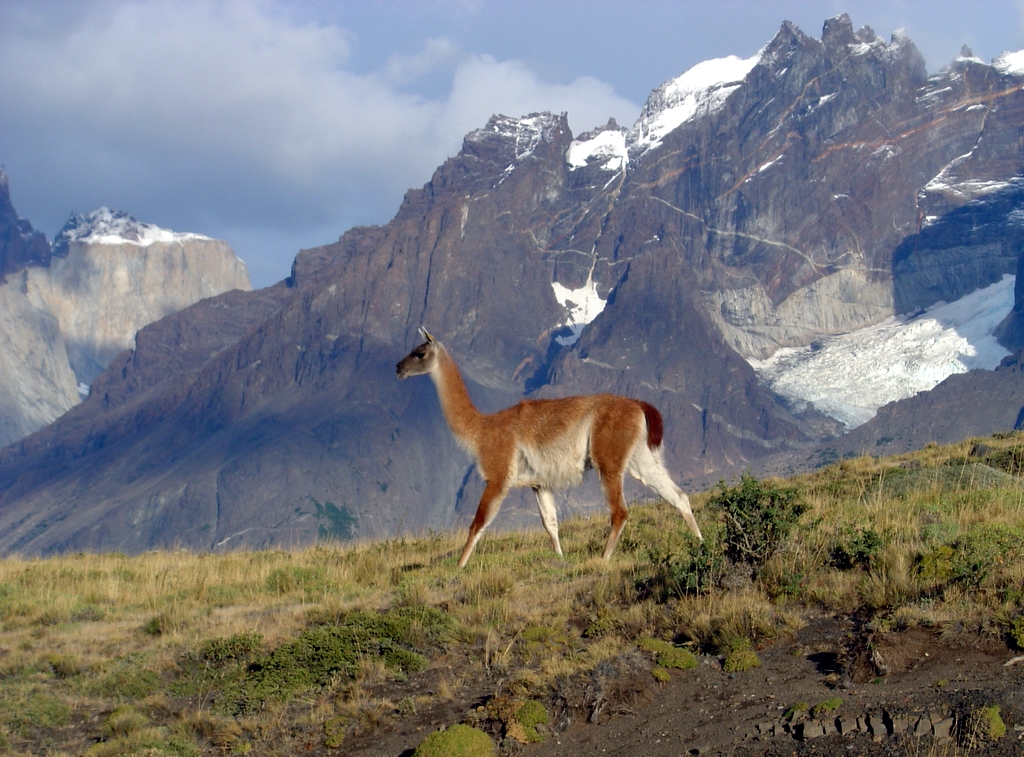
[397,329,702,567]
[639,401,663,450]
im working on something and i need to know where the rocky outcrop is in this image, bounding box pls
[0,203,251,448]
[0,166,49,279]
[4,15,1024,555]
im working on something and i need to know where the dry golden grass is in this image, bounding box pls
[0,432,1022,754]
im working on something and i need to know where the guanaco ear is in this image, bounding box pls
[419,327,435,343]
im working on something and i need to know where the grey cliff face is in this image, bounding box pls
[4,15,1024,555]
[0,198,252,449]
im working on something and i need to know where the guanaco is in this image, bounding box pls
[396,329,702,567]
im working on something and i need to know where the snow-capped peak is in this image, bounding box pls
[54,207,209,250]
[467,113,564,160]
[628,52,761,155]
[993,50,1024,76]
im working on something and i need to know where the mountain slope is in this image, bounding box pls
[4,15,1024,555]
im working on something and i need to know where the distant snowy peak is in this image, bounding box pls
[54,207,210,251]
[628,52,761,155]
[467,112,565,161]
[993,50,1024,76]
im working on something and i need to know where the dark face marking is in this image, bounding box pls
[396,340,435,379]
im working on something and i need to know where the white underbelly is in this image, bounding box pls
[511,431,590,489]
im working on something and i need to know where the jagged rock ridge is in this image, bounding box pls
[3,15,1024,554]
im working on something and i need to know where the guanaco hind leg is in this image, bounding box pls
[458,481,508,568]
[600,472,630,560]
[627,444,703,541]
[532,487,563,556]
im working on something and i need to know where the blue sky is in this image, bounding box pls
[1,1,1022,287]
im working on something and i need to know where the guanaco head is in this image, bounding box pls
[396,328,440,379]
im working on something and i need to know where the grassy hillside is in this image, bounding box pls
[1,433,1023,755]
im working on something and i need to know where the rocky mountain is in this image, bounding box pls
[3,14,1024,555]
[0,188,251,448]
[0,166,49,278]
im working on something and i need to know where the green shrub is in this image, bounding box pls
[201,632,263,664]
[830,528,883,570]
[638,537,724,600]
[919,523,1024,588]
[710,474,808,570]
[637,638,698,670]
[414,724,495,757]
[721,638,760,673]
[810,697,842,718]
[971,705,1006,741]
[1010,616,1024,650]
[323,715,348,748]
[515,700,548,743]
[952,524,1024,586]
[229,606,449,714]
[917,544,955,582]
[520,625,569,654]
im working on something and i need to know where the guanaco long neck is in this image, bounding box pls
[430,345,484,445]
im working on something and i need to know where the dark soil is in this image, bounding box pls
[344,615,1024,757]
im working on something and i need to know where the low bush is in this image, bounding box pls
[810,697,842,718]
[636,637,697,670]
[638,536,724,600]
[830,528,883,570]
[709,474,808,572]
[721,638,760,673]
[414,724,494,757]
[917,523,1024,588]
[226,606,450,714]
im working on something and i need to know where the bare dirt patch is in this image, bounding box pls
[341,616,1023,757]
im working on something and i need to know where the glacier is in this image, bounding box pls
[749,276,1015,429]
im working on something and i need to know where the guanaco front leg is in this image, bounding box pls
[458,480,508,568]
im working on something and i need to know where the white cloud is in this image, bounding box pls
[0,1,639,285]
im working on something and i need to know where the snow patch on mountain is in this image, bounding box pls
[567,128,627,172]
[922,154,1014,203]
[993,50,1024,76]
[55,207,210,249]
[551,273,607,346]
[749,276,1014,429]
[629,53,760,155]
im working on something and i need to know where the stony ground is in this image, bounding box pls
[343,614,1023,757]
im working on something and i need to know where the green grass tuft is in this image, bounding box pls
[810,697,842,718]
[637,637,698,670]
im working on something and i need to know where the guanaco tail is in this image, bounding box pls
[396,328,702,567]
